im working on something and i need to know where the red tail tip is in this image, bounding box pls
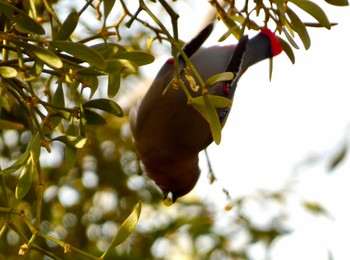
[261,28,283,56]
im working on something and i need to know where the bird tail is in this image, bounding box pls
[179,23,214,61]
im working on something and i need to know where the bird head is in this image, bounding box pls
[141,154,200,205]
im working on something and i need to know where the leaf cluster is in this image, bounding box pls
[211,0,348,63]
[0,0,151,258]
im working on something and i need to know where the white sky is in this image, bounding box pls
[156,2,350,259]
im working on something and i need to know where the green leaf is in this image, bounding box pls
[277,36,295,64]
[328,144,347,171]
[230,14,245,24]
[65,124,78,168]
[51,110,71,121]
[325,0,349,6]
[104,0,116,21]
[113,51,155,66]
[218,30,232,42]
[302,201,331,218]
[289,0,331,29]
[83,109,107,125]
[191,97,208,121]
[101,45,120,59]
[28,60,44,79]
[30,131,41,163]
[83,75,99,99]
[83,98,123,117]
[0,119,24,130]
[15,159,35,199]
[52,135,88,148]
[66,145,77,168]
[203,94,222,144]
[69,80,80,99]
[269,58,273,82]
[76,68,105,76]
[0,149,30,176]
[50,41,107,70]
[191,95,231,126]
[67,121,78,136]
[9,39,63,69]
[79,113,86,137]
[101,201,142,258]
[0,1,15,16]
[91,43,126,59]
[284,18,296,38]
[209,95,232,108]
[204,72,234,89]
[0,66,17,78]
[0,96,10,111]
[108,74,121,98]
[77,57,136,75]
[0,1,45,35]
[281,26,299,49]
[43,116,62,135]
[219,15,241,41]
[275,0,288,25]
[287,7,311,49]
[105,59,136,74]
[0,132,41,176]
[52,83,65,107]
[55,11,79,40]
[14,15,45,35]
[104,59,123,74]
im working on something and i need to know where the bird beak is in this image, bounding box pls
[163,192,175,206]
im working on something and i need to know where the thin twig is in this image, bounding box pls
[204,149,217,184]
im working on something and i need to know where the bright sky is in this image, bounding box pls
[157,2,350,259]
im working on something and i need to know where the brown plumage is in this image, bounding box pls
[130,24,282,204]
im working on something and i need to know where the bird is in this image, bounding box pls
[130,23,283,205]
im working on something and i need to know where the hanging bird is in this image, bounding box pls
[130,23,283,204]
